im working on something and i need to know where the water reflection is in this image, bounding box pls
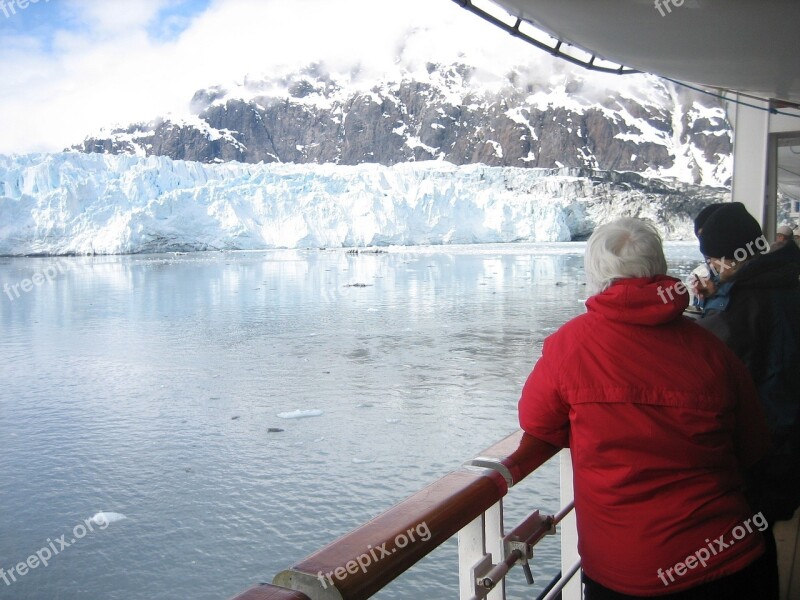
[0,242,701,600]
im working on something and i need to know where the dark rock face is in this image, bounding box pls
[73,63,732,185]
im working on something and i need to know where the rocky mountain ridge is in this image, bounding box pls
[73,63,732,188]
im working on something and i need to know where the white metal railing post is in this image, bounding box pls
[560,449,582,599]
[459,513,487,599]
[457,500,506,600]
[484,501,505,600]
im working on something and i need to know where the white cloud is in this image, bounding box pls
[63,0,171,35]
[0,0,586,154]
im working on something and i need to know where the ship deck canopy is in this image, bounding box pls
[483,0,800,105]
[456,0,800,230]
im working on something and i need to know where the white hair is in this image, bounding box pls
[584,218,668,293]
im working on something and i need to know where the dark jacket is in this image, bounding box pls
[698,241,800,521]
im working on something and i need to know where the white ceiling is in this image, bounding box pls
[488,0,800,104]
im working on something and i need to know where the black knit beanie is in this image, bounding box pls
[693,203,725,236]
[698,202,763,259]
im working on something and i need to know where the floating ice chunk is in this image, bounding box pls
[90,512,127,526]
[277,409,323,419]
[386,418,400,424]
[352,458,374,464]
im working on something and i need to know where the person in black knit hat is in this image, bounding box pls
[693,202,725,236]
[690,202,768,304]
[698,202,766,263]
[693,202,800,598]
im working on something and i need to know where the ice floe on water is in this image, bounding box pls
[277,409,323,419]
[90,512,127,526]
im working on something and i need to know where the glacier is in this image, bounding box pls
[0,152,728,256]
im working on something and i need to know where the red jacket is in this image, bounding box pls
[519,276,771,596]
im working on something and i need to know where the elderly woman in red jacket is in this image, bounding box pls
[518,218,777,599]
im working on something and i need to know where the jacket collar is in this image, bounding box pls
[701,280,734,313]
[586,276,689,326]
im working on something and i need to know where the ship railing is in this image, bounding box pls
[227,430,581,600]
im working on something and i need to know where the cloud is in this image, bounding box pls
[0,0,592,154]
[63,0,171,35]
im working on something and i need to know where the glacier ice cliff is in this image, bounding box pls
[0,152,728,256]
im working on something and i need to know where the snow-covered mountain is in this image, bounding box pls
[73,63,732,188]
[0,153,727,256]
[1,61,737,256]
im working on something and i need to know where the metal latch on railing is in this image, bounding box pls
[473,510,556,596]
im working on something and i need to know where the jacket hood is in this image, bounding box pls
[586,276,689,325]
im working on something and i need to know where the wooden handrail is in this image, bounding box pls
[468,430,560,486]
[228,430,560,600]
[273,467,507,599]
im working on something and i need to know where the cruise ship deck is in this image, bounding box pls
[226,2,800,598]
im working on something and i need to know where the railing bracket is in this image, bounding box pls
[470,554,495,599]
[522,558,535,585]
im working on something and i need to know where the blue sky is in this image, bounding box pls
[0,0,570,154]
[0,0,212,45]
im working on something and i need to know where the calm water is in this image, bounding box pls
[0,242,703,600]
